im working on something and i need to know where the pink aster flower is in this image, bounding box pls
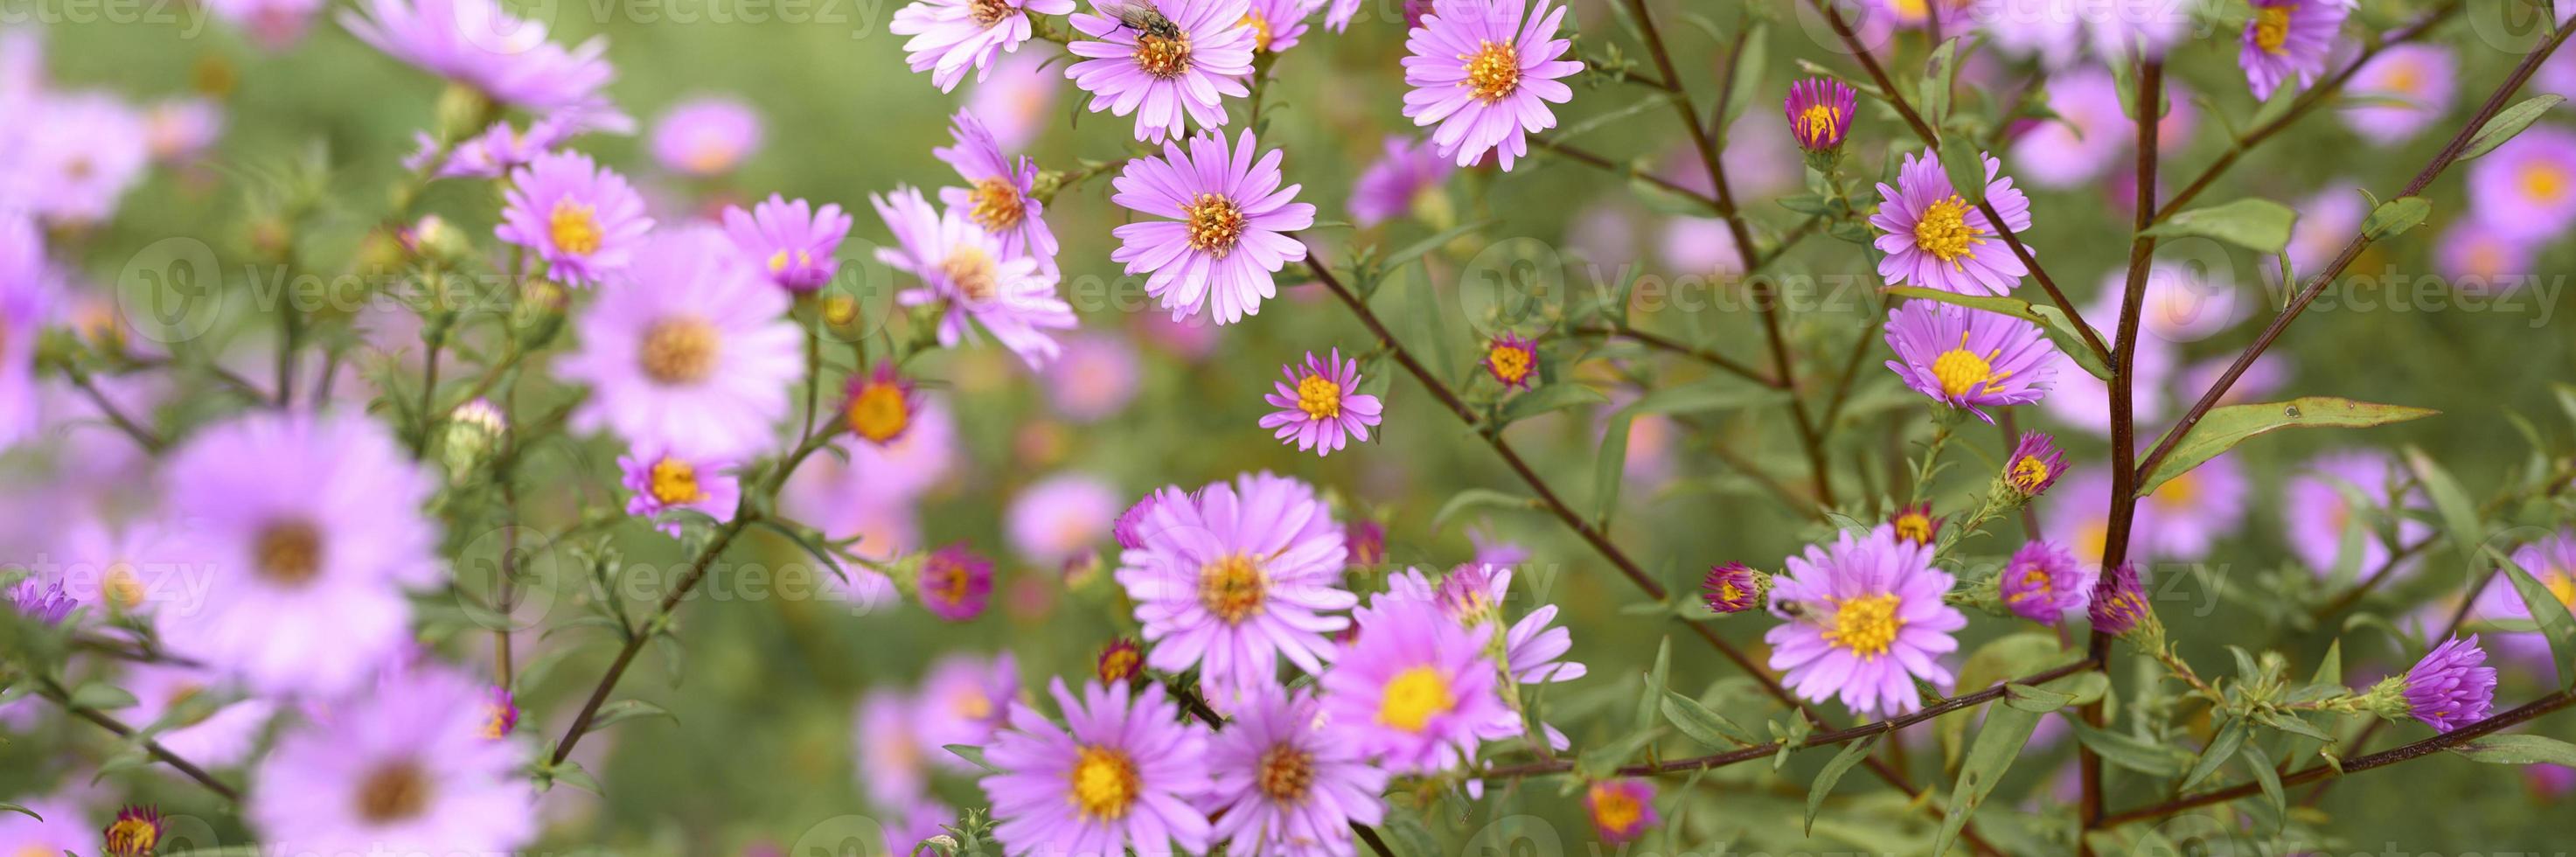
[15,92,151,225]
[650,96,762,176]
[2114,261,2242,344]
[721,194,853,294]
[2041,327,2173,435]
[2135,453,2248,561]
[1349,135,1456,227]
[2468,124,2576,241]
[0,214,45,451]
[1785,76,1855,153]
[1882,300,2057,421]
[1765,525,1966,718]
[876,185,1076,368]
[1243,0,1316,53]
[1042,331,1142,422]
[1110,129,1316,324]
[966,50,1061,150]
[339,0,612,110]
[1204,684,1389,857]
[917,542,995,621]
[936,108,1059,271]
[207,0,324,50]
[1324,596,1521,772]
[1116,472,1354,701]
[496,151,654,287]
[2009,69,2126,189]
[2340,44,2455,145]
[2436,222,2541,294]
[2003,430,2066,498]
[1999,540,2095,625]
[125,664,278,768]
[555,226,804,460]
[2287,180,2367,271]
[407,107,621,181]
[2088,561,2151,636]
[1006,471,1121,566]
[7,573,73,625]
[2398,636,2496,731]
[1259,349,1383,456]
[1584,779,1658,845]
[1066,0,1255,142]
[251,662,534,855]
[2241,0,2344,100]
[157,411,438,696]
[1399,0,1581,169]
[1482,331,1537,390]
[144,97,224,164]
[2283,449,2431,579]
[617,446,741,537]
[856,690,929,805]
[981,679,1212,855]
[0,798,87,854]
[891,0,1072,91]
[1872,148,2035,295]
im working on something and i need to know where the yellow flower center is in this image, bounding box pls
[968,178,1027,232]
[2543,570,2576,610]
[1198,552,1266,624]
[1894,512,1934,545]
[846,380,912,443]
[2253,4,2292,54]
[1294,373,1342,420]
[104,563,145,611]
[1588,784,1646,834]
[1486,343,1532,384]
[547,199,602,256]
[2010,455,2054,492]
[639,317,721,385]
[969,0,1011,26]
[2520,160,2567,203]
[2006,567,2054,606]
[2076,519,2109,563]
[2154,469,2199,511]
[1257,744,1313,803]
[685,142,738,174]
[767,248,810,275]
[1912,194,1982,264]
[1183,192,1246,256]
[1240,10,1274,52]
[2384,60,2421,94]
[1821,593,1904,658]
[481,699,515,739]
[953,687,994,721]
[1794,103,1843,148]
[648,456,704,505]
[1377,665,1455,732]
[1135,32,1192,79]
[353,759,433,825]
[104,817,158,857]
[1462,40,1521,102]
[1069,746,1140,819]
[943,246,1000,304]
[255,519,324,587]
[1716,580,1744,603]
[1932,338,2008,399]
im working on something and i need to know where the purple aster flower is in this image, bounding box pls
[1243,0,1314,52]
[967,50,1061,150]
[617,446,742,537]
[1096,638,1145,683]
[936,108,1059,271]
[339,0,611,110]
[1320,592,1521,773]
[917,542,995,621]
[2400,636,2497,731]
[2436,222,2541,294]
[1043,331,1143,422]
[251,662,533,854]
[1891,502,1942,547]
[1204,684,1389,857]
[2283,449,2431,578]
[877,185,1076,368]
[2241,0,2344,100]
[891,0,1073,92]
[126,665,278,768]
[496,151,654,287]
[856,690,929,805]
[555,226,804,460]
[721,194,853,294]
[1110,129,1316,324]
[1584,779,1658,845]
[1113,491,1161,552]
[2468,124,2576,241]
[1765,525,1966,717]
[1872,147,2036,295]
[1390,565,1586,687]
[2341,44,2455,145]
[1882,300,2057,421]
[2473,531,2576,669]
[2008,69,2125,189]
[207,0,323,49]
[2082,0,2188,59]
[1482,332,1537,390]
[15,92,151,225]
[144,97,224,164]
[2040,326,2174,435]
[1702,562,1763,614]
[1066,0,1255,142]
[1399,0,1582,170]
[1006,472,1120,566]
[2003,430,2065,498]
[7,572,73,625]
[157,411,438,696]
[980,679,1212,855]
[2116,261,2241,344]
[917,651,1020,768]
[1348,135,1456,227]
[2000,540,2095,625]
[2087,561,2150,637]
[406,107,615,181]
[0,214,39,451]
[1259,349,1384,456]
[650,95,762,176]
[1345,518,1388,569]
[103,805,164,857]
[1785,76,1855,153]
[2137,453,2248,561]
[840,363,920,446]
[1116,472,1354,702]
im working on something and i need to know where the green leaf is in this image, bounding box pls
[2405,447,2485,575]
[1638,637,1672,733]
[1883,286,2112,380]
[68,682,137,711]
[1576,727,1666,779]
[1431,488,1535,531]
[2449,734,2576,765]
[2243,743,2287,833]
[943,743,996,772]
[1399,265,1457,388]
[1939,633,2068,765]
[1918,38,1960,129]
[1934,703,2041,855]
[1621,377,1791,416]
[1593,409,1634,525]
[2179,718,2247,792]
[2001,682,2074,713]
[2138,397,2440,497]
[2360,196,2432,240]
[2141,198,2298,254]
[1497,383,1609,425]
[1939,147,1988,207]
[0,803,38,821]
[1380,219,1492,271]
[2494,549,2576,687]
[2067,721,2192,777]
[1723,23,1769,130]
[584,699,676,734]
[1661,691,1760,749]
[2461,94,2565,160]
[1805,735,1881,835]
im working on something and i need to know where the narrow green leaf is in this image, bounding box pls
[1939,147,1988,207]
[1934,703,2042,855]
[2449,733,2576,765]
[2243,743,2287,833]
[2494,549,2576,687]
[1577,727,1666,779]
[1401,264,1456,387]
[2139,397,2440,496]
[2141,198,2298,254]
[2461,94,2565,160]
[2360,196,2432,240]
[1661,691,1761,749]
[1723,24,1769,130]
[1882,286,2112,379]
[1639,637,1672,733]
[2001,682,2074,713]
[1431,488,1535,531]
[1918,38,1960,129]
[1593,410,1633,525]
[1805,735,1881,835]
[1939,633,2068,765]
[69,683,137,711]
[2067,721,2191,776]
[2405,446,2485,574]
[943,743,996,772]
[1380,219,1492,271]
[0,803,38,821]
[2179,719,2247,792]
[1497,383,1609,425]
[585,699,676,734]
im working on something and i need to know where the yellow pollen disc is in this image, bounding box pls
[686,143,738,174]
[1257,744,1314,803]
[639,317,721,385]
[968,178,1027,232]
[2010,455,2053,491]
[943,246,1001,304]
[547,199,602,256]
[1183,192,1246,256]
[2253,4,2292,54]
[105,564,145,611]
[969,0,1011,25]
[1912,194,1982,264]
[1931,343,2002,399]
[1895,513,1933,544]
[1135,32,1192,79]
[1486,344,1532,383]
[767,248,811,275]
[353,759,433,825]
[1890,0,1927,17]
[648,456,704,505]
[1198,552,1267,624]
[1588,784,1645,833]
[2385,62,2421,94]
[1821,592,1904,657]
[1718,582,1742,601]
[2520,161,2567,203]
[255,519,324,587]
[481,701,513,739]
[954,688,994,721]
[1376,665,1455,732]
[1460,40,1521,102]
[1241,11,1274,52]
[1295,373,1342,420]
[2543,571,2575,610]
[1795,103,1843,147]
[846,381,912,443]
[2006,568,2052,605]
[2154,469,2199,510]
[105,818,158,857]
[1069,746,1140,819]
[2076,519,2108,563]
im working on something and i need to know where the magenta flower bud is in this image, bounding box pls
[2088,562,2152,637]
[2402,635,2497,731]
[2004,430,2067,498]
[1784,76,1856,153]
[1999,540,2094,625]
[1701,562,1763,614]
